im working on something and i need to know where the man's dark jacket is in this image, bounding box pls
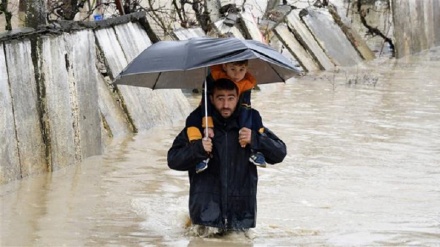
[167,106,287,230]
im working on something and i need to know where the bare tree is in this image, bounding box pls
[0,0,13,30]
[356,0,394,55]
[63,0,79,20]
[47,0,90,21]
[23,0,47,28]
[5,0,209,36]
[190,0,210,32]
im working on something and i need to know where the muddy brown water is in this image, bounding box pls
[1,47,440,246]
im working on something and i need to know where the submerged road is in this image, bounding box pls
[1,47,440,246]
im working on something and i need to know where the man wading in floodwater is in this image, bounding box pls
[167,78,287,236]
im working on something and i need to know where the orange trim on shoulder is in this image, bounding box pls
[187,127,202,142]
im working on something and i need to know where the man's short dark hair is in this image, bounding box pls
[211,78,238,95]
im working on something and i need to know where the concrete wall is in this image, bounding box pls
[0,7,378,185]
[0,15,191,184]
[1,39,47,182]
[392,0,440,58]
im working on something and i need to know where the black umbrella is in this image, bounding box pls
[113,36,302,134]
[113,36,302,89]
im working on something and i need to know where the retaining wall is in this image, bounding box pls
[0,14,191,184]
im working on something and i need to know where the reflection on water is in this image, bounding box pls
[1,48,440,246]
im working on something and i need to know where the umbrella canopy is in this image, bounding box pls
[113,36,302,89]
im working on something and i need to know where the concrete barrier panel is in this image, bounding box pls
[95,27,155,130]
[274,24,320,72]
[96,24,190,131]
[408,1,427,53]
[213,19,245,39]
[95,28,128,77]
[434,0,440,46]
[173,27,206,40]
[302,8,363,67]
[4,40,46,176]
[39,35,77,169]
[0,43,21,183]
[67,31,102,158]
[286,10,335,70]
[335,22,376,61]
[97,72,132,141]
[114,22,152,62]
[240,11,264,42]
[423,0,435,47]
[393,0,440,57]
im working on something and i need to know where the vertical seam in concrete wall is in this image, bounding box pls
[286,12,325,70]
[94,29,137,133]
[299,9,338,69]
[100,112,113,137]
[3,42,23,177]
[111,26,129,66]
[237,16,251,39]
[107,26,138,133]
[93,44,115,138]
[138,16,160,43]
[112,88,137,133]
[30,35,51,172]
[63,34,82,162]
[30,36,51,174]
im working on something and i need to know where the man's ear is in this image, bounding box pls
[222,64,227,71]
[209,95,214,103]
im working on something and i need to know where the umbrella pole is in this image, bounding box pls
[204,78,208,140]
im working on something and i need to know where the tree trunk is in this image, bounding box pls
[115,0,125,15]
[1,0,13,30]
[192,0,211,33]
[24,0,47,28]
[61,0,78,20]
[356,0,394,56]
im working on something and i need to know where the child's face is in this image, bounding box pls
[222,63,247,83]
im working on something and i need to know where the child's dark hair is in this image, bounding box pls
[229,60,248,66]
[211,78,238,95]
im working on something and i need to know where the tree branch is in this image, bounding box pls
[356,0,394,54]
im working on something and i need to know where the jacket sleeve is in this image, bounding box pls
[247,109,286,164]
[167,129,209,171]
[250,127,287,165]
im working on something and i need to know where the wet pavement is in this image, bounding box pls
[1,47,440,246]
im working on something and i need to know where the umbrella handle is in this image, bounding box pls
[204,78,209,140]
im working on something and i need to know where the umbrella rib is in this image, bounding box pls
[268,63,286,81]
[152,72,161,89]
[253,50,296,70]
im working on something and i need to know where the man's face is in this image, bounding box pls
[210,88,239,118]
[222,63,247,83]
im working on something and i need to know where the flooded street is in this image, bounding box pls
[2,47,440,246]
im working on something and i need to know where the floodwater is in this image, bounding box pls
[1,47,440,246]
